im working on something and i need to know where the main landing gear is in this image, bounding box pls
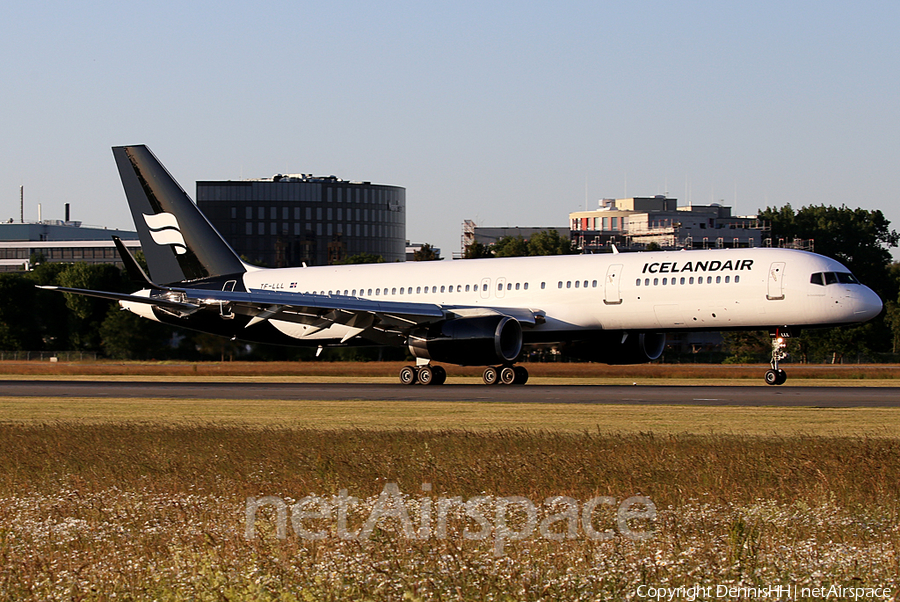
[399,364,446,386]
[481,365,529,385]
[764,332,788,386]
[398,364,529,385]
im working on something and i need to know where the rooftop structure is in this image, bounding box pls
[569,196,768,252]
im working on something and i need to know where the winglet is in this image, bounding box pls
[113,236,162,290]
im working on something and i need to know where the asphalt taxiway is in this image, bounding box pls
[2,380,900,407]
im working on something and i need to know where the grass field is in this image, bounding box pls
[1,362,898,600]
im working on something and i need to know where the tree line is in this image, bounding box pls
[1,205,898,362]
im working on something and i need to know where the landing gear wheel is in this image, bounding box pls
[776,369,787,385]
[765,369,779,386]
[418,365,434,385]
[399,365,418,385]
[499,366,516,385]
[513,366,529,385]
[432,365,447,385]
[482,366,499,385]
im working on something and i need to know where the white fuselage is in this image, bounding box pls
[234,248,882,342]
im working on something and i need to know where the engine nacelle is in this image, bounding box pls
[562,332,666,364]
[408,316,523,366]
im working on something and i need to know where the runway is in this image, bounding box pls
[3,380,900,407]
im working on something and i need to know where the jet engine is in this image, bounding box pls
[408,315,523,366]
[562,332,666,364]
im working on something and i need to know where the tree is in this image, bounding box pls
[99,306,174,360]
[413,243,439,261]
[527,230,574,256]
[0,275,43,350]
[57,263,128,350]
[492,235,529,257]
[463,241,493,259]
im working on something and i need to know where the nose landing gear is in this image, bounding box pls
[764,331,789,385]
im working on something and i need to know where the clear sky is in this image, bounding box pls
[2,1,898,259]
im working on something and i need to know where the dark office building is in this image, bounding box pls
[196,175,406,267]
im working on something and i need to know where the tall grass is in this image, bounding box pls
[0,425,897,599]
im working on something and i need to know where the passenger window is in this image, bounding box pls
[558,282,563,289]
[416,286,421,294]
[725,276,730,283]
[524,283,529,290]
[567,281,572,288]
[662,278,667,285]
[367,289,373,295]
[644,278,650,286]
[507,283,512,290]
[392,287,397,295]
[541,282,546,289]
[441,286,446,293]
[592,280,597,287]
[653,278,658,286]
[399,288,404,295]
[457,285,462,292]
[707,277,713,284]
[375,288,380,295]
[735,275,740,283]
[636,279,641,286]
[583,281,588,288]
[575,281,580,288]
[680,277,685,285]
[352,289,357,296]
[432,286,437,293]
[716,276,721,284]
[515,283,520,290]
[497,283,502,291]
[465,284,470,292]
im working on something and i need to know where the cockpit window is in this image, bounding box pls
[811,271,860,286]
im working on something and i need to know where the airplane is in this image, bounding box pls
[39,145,884,386]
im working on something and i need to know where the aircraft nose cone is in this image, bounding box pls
[854,286,883,320]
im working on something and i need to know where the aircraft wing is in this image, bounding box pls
[37,285,543,342]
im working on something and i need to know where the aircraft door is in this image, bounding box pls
[496,277,507,298]
[220,280,236,318]
[767,262,785,300]
[480,277,491,300]
[604,264,623,305]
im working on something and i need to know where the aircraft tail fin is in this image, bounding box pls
[113,145,247,285]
